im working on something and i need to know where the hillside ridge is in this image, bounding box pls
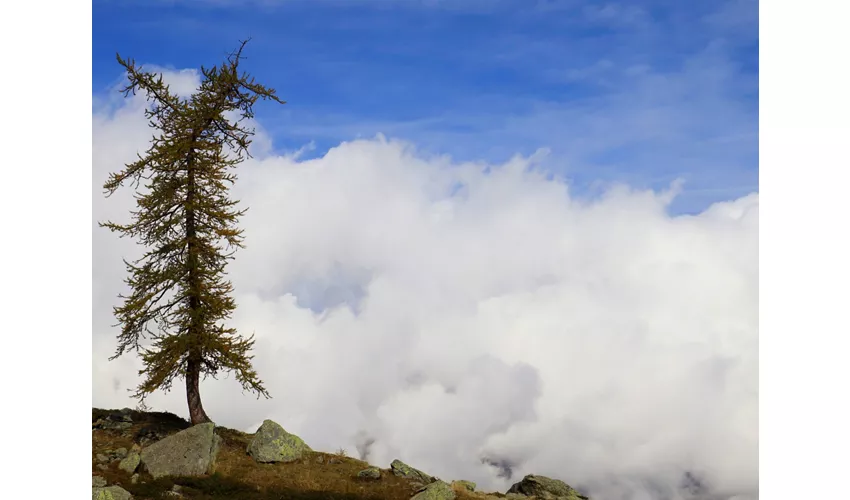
[92,407,589,500]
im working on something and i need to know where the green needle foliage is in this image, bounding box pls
[100,40,284,424]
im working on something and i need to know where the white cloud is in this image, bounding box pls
[92,71,758,500]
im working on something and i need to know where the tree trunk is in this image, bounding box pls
[185,142,210,426]
[186,357,211,424]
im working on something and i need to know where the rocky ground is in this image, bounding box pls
[92,408,589,500]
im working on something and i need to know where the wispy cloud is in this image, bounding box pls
[259,37,756,215]
[582,3,651,27]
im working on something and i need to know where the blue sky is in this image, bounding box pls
[93,0,758,215]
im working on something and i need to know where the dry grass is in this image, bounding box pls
[211,427,418,500]
[92,408,493,500]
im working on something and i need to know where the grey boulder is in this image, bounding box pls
[140,422,221,479]
[411,480,456,500]
[390,458,436,486]
[92,485,133,500]
[119,451,141,473]
[247,419,311,463]
[506,474,588,500]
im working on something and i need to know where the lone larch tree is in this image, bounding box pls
[101,40,284,424]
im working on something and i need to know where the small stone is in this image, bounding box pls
[358,467,382,480]
[452,480,476,491]
[328,457,342,464]
[164,484,185,497]
[92,476,107,488]
[97,464,108,471]
[315,455,325,464]
[114,447,129,459]
[131,474,139,484]
[97,453,110,463]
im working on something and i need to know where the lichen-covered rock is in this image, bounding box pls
[113,447,129,459]
[140,422,221,479]
[247,420,311,463]
[92,476,107,488]
[506,474,588,500]
[136,426,168,445]
[94,420,133,431]
[411,480,456,500]
[119,451,141,473]
[93,410,134,432]
[92,485,133,500]
[96,453,109,463]
[452,480,476,491]
[358,467,382,480]
[390,458,435,486]
[116,408,134,421]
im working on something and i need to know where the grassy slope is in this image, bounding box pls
[92,408,503,500]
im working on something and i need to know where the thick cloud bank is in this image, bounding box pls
[92,73,758,500]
